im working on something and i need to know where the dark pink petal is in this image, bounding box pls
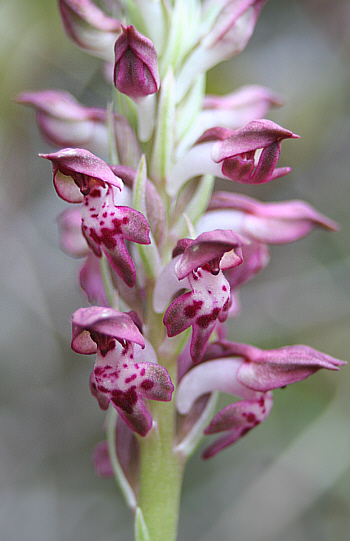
[212,119,299,184]
[235,343,346,391]
[114,25,160,99]
[40,148,123,202]
[71,306,145,354]
[212,119,298,161]
[202,393,273,459]
[174,229,245,280]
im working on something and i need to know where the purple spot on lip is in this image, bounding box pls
[111,386,137,414]
[140,379,154,391]
[196,307,220,328]
[184,300,203,319]
[125,373,137,384]
[90,189,101,198]
[245,413,256,423]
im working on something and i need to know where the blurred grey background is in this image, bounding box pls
[1,1,350,540]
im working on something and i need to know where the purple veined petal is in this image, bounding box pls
[176,358,260,415]
[81,184,151,287]
[59,0,121,62]
[235,343,346,392]
[211,119,299,162]
[57,207,89,258]
[201,392,273,459]
[79,253,110,306]
[71,306,145,354]
[114,25,160,99]
[40,148,123,203]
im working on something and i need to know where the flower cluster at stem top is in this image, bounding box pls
[18,0,345,467]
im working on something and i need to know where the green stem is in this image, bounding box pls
[137,384,185,541]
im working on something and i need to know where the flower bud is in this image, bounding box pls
[113,25,160,99]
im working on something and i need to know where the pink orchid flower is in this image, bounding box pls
[72,307,174,436]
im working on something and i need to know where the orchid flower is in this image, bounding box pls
[21,1,346,539]
[177,339,345,457]
[158,230,245,363]
[41,148,150,286]
[198,191,338,243]
[17,89,140,164]
[72,307,173,435]
[167,119,299,195]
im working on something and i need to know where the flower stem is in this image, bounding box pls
[137,364,185,541]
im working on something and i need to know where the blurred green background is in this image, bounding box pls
[1,1,350,540]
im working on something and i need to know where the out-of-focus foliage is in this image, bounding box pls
[1,1,350,540]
